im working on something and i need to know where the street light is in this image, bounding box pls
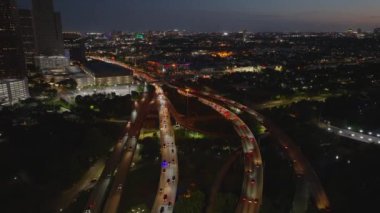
[185,88,190,117]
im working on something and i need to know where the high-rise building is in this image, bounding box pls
[0,0,27,78]
[32,0,64,56]
[374,28,380,37]
[63,32,86,62]
[18,9,36,71]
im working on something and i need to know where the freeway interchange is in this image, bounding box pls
[82,57,331,213]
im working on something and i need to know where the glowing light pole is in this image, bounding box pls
[185,88,190,117]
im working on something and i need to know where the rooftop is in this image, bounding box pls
[85,60,132,77]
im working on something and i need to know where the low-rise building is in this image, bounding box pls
[0,78,30,105]
[34,56,69,70]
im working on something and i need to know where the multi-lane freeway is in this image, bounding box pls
[102,94,153,213]
[151,85,179,213]
[321,123,380,145]
[189,89,331,212]
[198,97,263,213]
[90,57,263,213]
[85,56,330,212]
[85,128,129,213]
[85,92,152,213]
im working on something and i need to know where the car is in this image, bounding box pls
[172,176,176,181]
[159,188,163,193]
[160,206,164,213]
[162,168,166,173]
[117,184,123,191]
[253,199,259,204]
[167,178,170,183]
[163,194,168,201]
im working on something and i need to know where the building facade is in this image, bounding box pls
[95,75,132,86]
[63,32,86,62]
[32,0,64,56]
[0,78,30,105]
[18,9,36,71]
[374,28,380,37]
[0,0,26,78]
[34,56,69,70]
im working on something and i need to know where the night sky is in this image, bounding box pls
[17,0,380,32]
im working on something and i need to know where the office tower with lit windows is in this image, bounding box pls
[18,9,36,71]
[32,0,64,56]
[0,0,29,105]
[0,0,27,78]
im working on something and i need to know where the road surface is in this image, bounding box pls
[87,57,329,212]
[84,93,152,213]
[198,97,263,213]
[320,123,380,145]
[54,159,105,212]
[190,89,331,212]
[151,85,179,213]
[102,94,153,213]
[206,149,242,213]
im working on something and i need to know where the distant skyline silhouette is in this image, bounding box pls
[17,0,380,32]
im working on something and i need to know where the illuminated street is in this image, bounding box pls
[151,85,179,213]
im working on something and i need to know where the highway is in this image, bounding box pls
[320,123,380,145]
[87,57,179,212]
[102,94,153,213]
[54,158,105,212]
[84,92,152,213]
[87,56,157,84]
[206,149,242,213]
[85,131,129,213]
[164,94,227,137]
[198,97,263,213]
[189,89,331,212]
[90,57,261,212]
[85,57,329,212]
[151,85,179,213]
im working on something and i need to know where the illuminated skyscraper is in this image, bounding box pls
[32,0,64,56]
[0,0,26,78]
[18,9,36,71]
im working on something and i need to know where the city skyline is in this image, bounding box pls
[17,0,380,32]
[1,1,380,213]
